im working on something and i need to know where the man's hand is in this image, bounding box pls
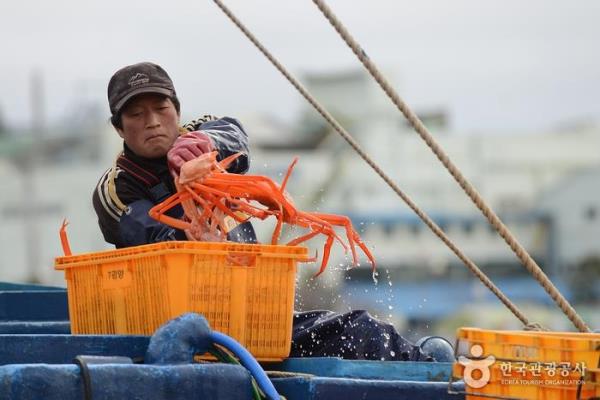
[167,131,214,176]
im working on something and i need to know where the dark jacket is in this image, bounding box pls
[93,116,256,248]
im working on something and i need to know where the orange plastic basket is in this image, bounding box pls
[55,241,309,361]
[581,369,600,399]
[450,327,600,400]
[456,327,600,367]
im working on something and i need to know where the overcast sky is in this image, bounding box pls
[1,0,600,134]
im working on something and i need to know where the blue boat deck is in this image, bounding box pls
[0,282,463,399]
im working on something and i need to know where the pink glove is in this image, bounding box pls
[167,131,214,175]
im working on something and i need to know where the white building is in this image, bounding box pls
[538,166,600,267]
[0,118,121,286]
[250,70,600,275]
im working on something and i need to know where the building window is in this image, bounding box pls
[383,223,394,236]
[584,207,597,221]
[410,224,421,236]
[462,222,474,235]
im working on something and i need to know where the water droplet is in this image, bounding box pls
[390,351,396,357]
[388,305,393,310]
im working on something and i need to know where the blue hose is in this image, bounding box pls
[210,331,280,400]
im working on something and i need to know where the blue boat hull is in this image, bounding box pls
[0,282,463,399]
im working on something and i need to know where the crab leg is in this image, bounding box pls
[286,228,321,246]
[280,157,298,192]
[152,212,192,231]
[312,213,358,265]
[313,213,376,271]
[149,192,194,227]
[315,235,335,277]
[294,212,348,252]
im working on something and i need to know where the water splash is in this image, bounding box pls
[372,270,379,284]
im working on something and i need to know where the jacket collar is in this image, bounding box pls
[122,143,170,175]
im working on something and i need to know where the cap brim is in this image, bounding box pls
[113,86,174,114]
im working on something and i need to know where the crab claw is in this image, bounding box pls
[179,152,218,184]
[216,152,243,172]
[313,236,334,278]
[60,218,72,256]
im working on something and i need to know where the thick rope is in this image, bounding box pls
[212,0,536,328]
[311,0,590,333]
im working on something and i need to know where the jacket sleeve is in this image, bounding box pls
[187,116,250,174]
[93,168,186,248]
[118,199,186,246]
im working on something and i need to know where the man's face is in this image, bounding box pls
[117,94,180,159]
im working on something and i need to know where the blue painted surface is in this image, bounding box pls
[0,282,65,291]
[268,357,452,382]
[0,363,253,400]
[0,291,68,321]
[0,281,464,399]
[0,321,70,334]
[0,335,149,365]
[0,362,463,400]
[272,377,464,400]
[0,333,462,398]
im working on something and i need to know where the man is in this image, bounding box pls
[93,62,256,247]
[93,62,445,362]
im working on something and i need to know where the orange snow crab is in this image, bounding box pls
[149,152,375,275]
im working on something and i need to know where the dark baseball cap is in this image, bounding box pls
[107,62,177,115]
